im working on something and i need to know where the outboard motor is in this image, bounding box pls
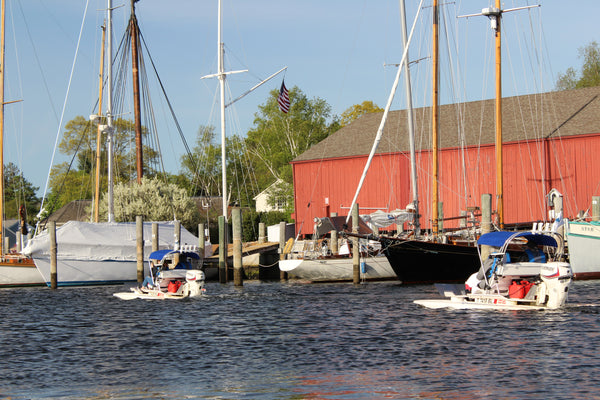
[538,262,572,309]
[185,270,206,297]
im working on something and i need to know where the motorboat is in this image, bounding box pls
[414,230,573,310]
[114,249,205,300]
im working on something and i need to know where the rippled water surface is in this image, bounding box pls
[1,280,599,399]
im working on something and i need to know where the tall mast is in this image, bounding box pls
[461,3,540,230]
[0,0,5,253]
[130,0,143,184]
[490,0,504,229]
[218,0,227,220]
[106,0,115,222]
[431,0,439,237]
[93,23,106,223]
[400,0,420,235]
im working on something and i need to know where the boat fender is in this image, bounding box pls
[360,260,366,274]
[283,238,294,254]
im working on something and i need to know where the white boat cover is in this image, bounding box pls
[23,221,201,261]
[361,209,414,228]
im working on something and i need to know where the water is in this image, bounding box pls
[1,280,599,400]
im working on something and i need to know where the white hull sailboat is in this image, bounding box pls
[565,220,600,280]
[280,257,395,282]
[0,0,44,287]
[24,221,200,286]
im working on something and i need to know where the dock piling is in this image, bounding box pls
[232,207,243,286]
[136,216,144,283]
[49,221,57,289]
[352,204,360,284]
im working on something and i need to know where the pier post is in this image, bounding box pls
[198,223,205,259]
[49,221,57,289]
[136,216,144,284]
[352,204,360,284]
[218,216,227,283]
[593,196,600,222]
[554,194,565,255]
[330,212,338,255]
[258,222,266,244]
[152,222,158,252]
[481,194,492,261]
[279,221,287,280]
[437,202,444,237]
[232,208,243,286]
[16,231,21,252]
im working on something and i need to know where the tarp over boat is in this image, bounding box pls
[23,221,200,261]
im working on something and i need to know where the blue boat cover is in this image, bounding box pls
[477,231,558,247]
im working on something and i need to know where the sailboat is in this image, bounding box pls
[342,0,481,284]
[375,1,547,284]
[0,0,44,287]
[23,0,200,286]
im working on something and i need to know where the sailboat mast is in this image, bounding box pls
[493,0,504,229]
[130,0,143,184]
[106,0,115,222]
[431,0,440,237]
[93,23,106,223]
[0,0,5,254]
[400,0,420,235]
[218,0,227,220]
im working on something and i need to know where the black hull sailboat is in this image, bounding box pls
[380,238,480,284]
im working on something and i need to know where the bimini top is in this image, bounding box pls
[149,249,201,261]
[477,231,558,248]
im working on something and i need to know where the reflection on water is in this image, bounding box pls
[0,281,598,399]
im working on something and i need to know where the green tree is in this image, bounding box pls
[556,41,600,90]
[339,100,383,127]
[245,86,339,211]
[48,115,160,212]
[180,125,221,197]
[3,162,40,224]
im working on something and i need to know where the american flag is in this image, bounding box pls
[278,80,290,113]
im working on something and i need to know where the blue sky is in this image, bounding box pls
[3,0,599,199]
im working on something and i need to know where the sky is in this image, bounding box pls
[2,0,599,200]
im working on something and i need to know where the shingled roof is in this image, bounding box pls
[293,86,600,162]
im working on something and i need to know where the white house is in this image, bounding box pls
[254,179,287,212]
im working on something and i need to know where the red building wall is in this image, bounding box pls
[291,134,600,237]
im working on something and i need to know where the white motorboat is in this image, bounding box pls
[414,230,573,310]
[114,249,205,300]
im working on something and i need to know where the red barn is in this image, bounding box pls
[290,86,600,237]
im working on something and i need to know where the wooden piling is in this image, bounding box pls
[330,229,338,255]
[152,222,158,252]
[352,204,360,284]
[593,196,600,222]
[16,231,21,253]
[198,223,205,258]
[232,207,243,286]
[258,222,266,244]
[136,216,144,283]
[481,194,492,261]
[279,221,287,280]
[49,221,57,289]
[218,216,227,283]
[174,220,181,250]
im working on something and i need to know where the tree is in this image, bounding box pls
[245,86,340,210]
[556,41,600,90]
[339,101,383,127]
[96,177,200,230]
[3,163,40,224]
[48,115,160,212]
